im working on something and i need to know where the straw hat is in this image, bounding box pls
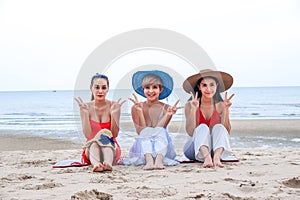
[183,69,233,93]
[132,70,173,100]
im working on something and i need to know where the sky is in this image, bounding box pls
[0,0,300,91]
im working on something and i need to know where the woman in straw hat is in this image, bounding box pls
[182,69,234,168]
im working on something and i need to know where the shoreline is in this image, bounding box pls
[1,119,299,151]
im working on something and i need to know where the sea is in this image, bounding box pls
[0,87,299,149]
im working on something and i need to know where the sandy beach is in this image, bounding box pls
[1,119,300,199]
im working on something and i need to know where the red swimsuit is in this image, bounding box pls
[197,105,221,128]
[81,120,121,165]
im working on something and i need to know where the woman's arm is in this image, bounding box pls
[220,92,235,133]
[80,110,93,139]
[184,92,199,137]
[74,98,92,139]
[220,105,231,133]
[185,102,198,136]
[110,99,126,138]
[156,100,182,128]
[131,105,146,134]
[129,94,146,134]
[156,105,172,128]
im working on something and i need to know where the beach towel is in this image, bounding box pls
[52,159,89,168]
[176,155,239,163]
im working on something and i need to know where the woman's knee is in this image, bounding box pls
[89,142,101,150]
[212,124,227,135]
[193,124,210,138]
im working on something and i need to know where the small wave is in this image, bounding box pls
[3,112,48,116]
[283,113,297,116]
[291,138,300,142]
[254,136,288,141]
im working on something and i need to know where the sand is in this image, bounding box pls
[0,119,300,199]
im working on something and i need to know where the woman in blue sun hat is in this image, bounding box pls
[123,70,182,170]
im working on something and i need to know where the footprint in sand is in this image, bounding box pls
[224,177,239,183]
[20,182,63,190]
[54,168,75,174]
[185,193,205,199]
[125,185,177,199]
[222,193,254,200]
[1,173,35,183]
[90,174,128,184]
[17,159,52,167]
[282,177,300,188]
[71,189,113,200]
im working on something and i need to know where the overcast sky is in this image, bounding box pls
[0,0,299,91]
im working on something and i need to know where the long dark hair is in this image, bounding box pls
[192,76,223,104]
[90,73,109,100]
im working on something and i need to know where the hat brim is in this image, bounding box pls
[183,70,233,93]
[132,70,173,100]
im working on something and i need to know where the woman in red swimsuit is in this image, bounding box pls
[183,69,234,168]
[75,74,125,172]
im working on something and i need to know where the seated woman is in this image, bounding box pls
[182,69,235,168]
[123,70,181,170]
[75,73,125,172]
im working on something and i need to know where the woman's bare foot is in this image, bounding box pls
[200,146,213,168]
[143,153,154,170]
[213,157,224,168]
[154,154,165,170]
[92,163,104,172]
[143,163,154,170]
[203,154,213,168]
[213,147,224,168]
[103,161,113,171]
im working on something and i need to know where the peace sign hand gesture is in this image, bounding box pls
[188,91,200,111]
[128,93,143,112]
[166,99,184,116]
[111,98,126,115]
[74,97,89,115]
[224,92,235,108]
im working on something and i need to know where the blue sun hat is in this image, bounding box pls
[132,70,173,100]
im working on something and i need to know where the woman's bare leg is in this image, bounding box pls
[102,147,114,171]
[88,142,104,172]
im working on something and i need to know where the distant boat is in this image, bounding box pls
[52,90,57,92]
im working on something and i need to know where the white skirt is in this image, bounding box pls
[123,127,179,166]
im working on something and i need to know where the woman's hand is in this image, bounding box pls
[111,98,126,115]
[74,97,89,115]
[129,93,143,112]
[224,92,234,109]
[166,99,184,116]
[188,91,199,111]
